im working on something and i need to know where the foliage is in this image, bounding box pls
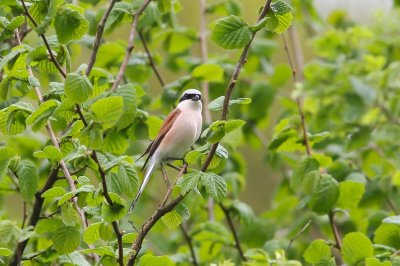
[1,0,400,265]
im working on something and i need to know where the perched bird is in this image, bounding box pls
[129,89,203,212]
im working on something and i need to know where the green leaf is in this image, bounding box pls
[271,0,294,14]
[113,84,138,130]
[308,174,339,215]
[102,192,126,222]
[61,202,80,226]
[41,187,66,199]
[303,239,331,264]
[177,172,202,195]
[26,99,59,131]
[374,216,400,249]
[342,232,374,266]
[350,77,376,106]
[337,181,365,209]
[192,63,224,82]
[52,225,81,254]
[17,160,39,201]
[365,258,392,266]
[91,96,124,129]
[34,145,64,161]
[0,147,16,179]
[200,172,227,201]
[0,247,13,256]
[80,246,115,257]
[208,96,252,111]
[55,6,88,44]
[83,222,101,245]
[158,0,171,14]
[138,254,176,266]
[266,12,293,34]
[161,203,190,229]
[65,73,93,104]
[210,15,253,49]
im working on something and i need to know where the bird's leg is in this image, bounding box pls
[160,163,171,189]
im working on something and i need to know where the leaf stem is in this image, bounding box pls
[139,31,165,87]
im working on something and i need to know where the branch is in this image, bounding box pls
[139,31,165,87]
[328,211,342,250]
[85,0,118,76]
[286,219,312,253]
[180,224,199,266]
[20,0,66,78]
[110,0,152,92]
[219,204,246,261]
[127,1,273,264]
[10,166,60,265]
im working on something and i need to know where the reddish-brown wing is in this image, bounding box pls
[140,108,182,171]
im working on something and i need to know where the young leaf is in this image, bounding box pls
[83,222,101,245]
[0,247,13,256]
[374,216,400,249]
[102,192,126,222]
[303,239,331,264]
[34,145,64,161]
[65,73,93,104]
[208,96,252,111]
[210,15,253,49]
[161,203,190,229]
[91,96,124,129]
[138,254,175,266]
[61,202,80,226]
[271,0,293,14]
[52,225,81,254]
[177,172,202,194]
[0,147,16,179]
[200,172,227,201]
[41,187,66,200]
[17,160,39,201]
[26,99,59,131]
[337,181,365,209]
[55,6,89,44]
[342,232,373,266]
[308,174,339,215]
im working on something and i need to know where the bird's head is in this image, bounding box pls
[179,89,202,102]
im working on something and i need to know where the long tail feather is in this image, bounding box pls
[129,160,156,212]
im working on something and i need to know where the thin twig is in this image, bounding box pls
[127,1,273,264]
[85,0,118,76]
[281,33,311,156]
[328,211,342,250]
[180,224,199,266]
[111,0,152,92]
[286,220,312,254]
[219,204,246,261]
[139,31,165,87]
[22,201,28,229]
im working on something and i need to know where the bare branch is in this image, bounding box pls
[111,0,152,92]
[219,204,246,261]
[328,211,342,250]
[139,31,165,87]
[286,220,312,253]
[86,0,118,76]
[180,224,199,266]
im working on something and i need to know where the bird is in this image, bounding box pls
[129,89,203,212]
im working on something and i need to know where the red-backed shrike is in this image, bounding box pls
[129,89,203,212]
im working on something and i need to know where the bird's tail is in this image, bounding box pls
[129,159,156,212]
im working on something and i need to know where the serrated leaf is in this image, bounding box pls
[102,192,126,222]
[192,63,224,82]
[271,0,293,14]
[26,99,59,131]
[303,239,331,264]
[210,15,253,49]
[55,6,88,44]
[337,181,365,209]
[342,232,373,266]
[208,96,252,111]
[65,73,93,104]
[365,258,392,266]
[374,216,400,249]
[161,203,190,229]
[41,187,66,199]
[83,222,101,245]
[266,11,293,34]
[0,147,16,178]
[17,160,39,201]
[308,174,339,215]
[177,172,202,194]
[91,96,124,129]
[113,84,138,130]
[200,172,227,201]
[52,225,81,254]
[61,202,80,226]
[34,145,64,161]
[80,246,115,257]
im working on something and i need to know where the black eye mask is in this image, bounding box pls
[179,93,202,102]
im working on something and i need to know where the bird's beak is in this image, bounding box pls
[193,94,201,101]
